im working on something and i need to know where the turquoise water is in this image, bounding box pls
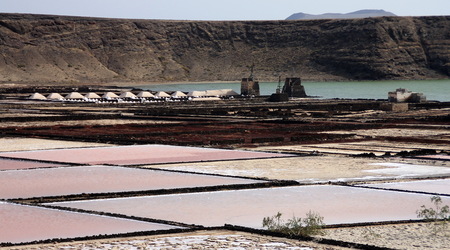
[131,79,450,102]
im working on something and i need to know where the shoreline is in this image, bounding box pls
[2,77,450,89]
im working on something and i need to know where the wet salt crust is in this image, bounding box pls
[0,202,180,244]
[359,178,450,195]
[49,185,450,227]
[0,158,68,171]
[150,155,450,183]
[0,144,291,165]
[0,165,265,199]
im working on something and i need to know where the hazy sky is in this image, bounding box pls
[1,0,449,20]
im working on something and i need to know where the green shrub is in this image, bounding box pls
[262,211,325,237]
[416,196,449,236]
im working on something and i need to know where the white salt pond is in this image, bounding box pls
[415,154,450,161]
[48,185,450,228]
[0,144,291,165]
[364,162,450,179]
[151,156,450,183]
[0,202,181,244]
[360,178,450,195]
[0,158,68,171]
[0,166,265,199]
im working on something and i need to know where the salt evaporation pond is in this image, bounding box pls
[0,166,265,199]
[364,163,450,179]
[360,179,450,195]
[0,158,68,171]
[414,155,450,161]
[0,145,291,165]
[49,185,448,228]
[0,202,181,244]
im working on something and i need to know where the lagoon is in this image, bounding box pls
[131,79,450,102]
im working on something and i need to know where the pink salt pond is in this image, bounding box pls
[414,154,450,161]
[360,179,450,195]
[0,145,291,165]
[0,202,181,244]
[49,185,450,228]
[0,166,265,199]
[0,158,67,171]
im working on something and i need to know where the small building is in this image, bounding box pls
[282,77,307,97]
[241,77,260,96]
[388,88,426,103]
[380,102,409,112]
[241,65,260,96]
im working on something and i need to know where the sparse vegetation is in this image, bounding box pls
[416,196,449,236]
[361,227,381,240]
[262,211,325,237]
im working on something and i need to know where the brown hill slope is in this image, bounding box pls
[0,14,449,84]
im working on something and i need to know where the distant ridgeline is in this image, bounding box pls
[286,10,397,20]
[0,13,448,84]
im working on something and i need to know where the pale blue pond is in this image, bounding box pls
[131,79,450,102]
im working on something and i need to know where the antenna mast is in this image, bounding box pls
[276,75,282,94]
[249,63,255,79]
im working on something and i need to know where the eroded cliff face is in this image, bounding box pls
[0,14,449,83]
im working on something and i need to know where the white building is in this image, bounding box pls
[388,88,426,103]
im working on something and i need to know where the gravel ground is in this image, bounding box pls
[320,128,450,139]
[6,230,347,250]
[0,119,179,128]
[0,138,111,152]
[321,222,450,250]
[8,223,449,249]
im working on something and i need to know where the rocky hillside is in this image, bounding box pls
[286,10,396,20]
[0,14,449,84]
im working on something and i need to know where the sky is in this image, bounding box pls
[0,0,449,21]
